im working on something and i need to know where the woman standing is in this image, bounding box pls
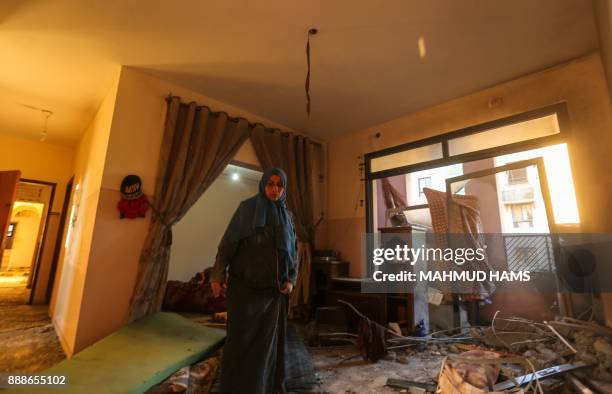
[210,168,298,394]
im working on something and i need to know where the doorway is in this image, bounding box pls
[0,179,55,304]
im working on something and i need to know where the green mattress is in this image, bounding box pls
[3,312,225,393]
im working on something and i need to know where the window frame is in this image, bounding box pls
[364,103,571,236]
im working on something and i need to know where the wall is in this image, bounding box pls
[326,54,612,279]
[4,202,44,269]
[168,174,259,282]
[49,67,120,355]
[0,135,74,212]
[71,66,297,353]
[595,0,612,97]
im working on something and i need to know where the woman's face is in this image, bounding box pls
[264,174,284,201]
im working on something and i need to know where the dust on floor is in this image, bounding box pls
[310,345,445,394]
[0,286,66,372]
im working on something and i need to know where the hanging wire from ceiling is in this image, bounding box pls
[39,109,53,142]
[305,28,317,117]
[18,103,53,142]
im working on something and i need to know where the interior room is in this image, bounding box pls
[0,1,611,393]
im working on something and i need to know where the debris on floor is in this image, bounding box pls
[137,295,612,393]
[146,350,221,394]
[0,287,65,373]
[306,301,612,393]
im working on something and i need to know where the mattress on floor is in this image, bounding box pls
[4,312,225,394]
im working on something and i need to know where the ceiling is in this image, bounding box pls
[0,0,600,146]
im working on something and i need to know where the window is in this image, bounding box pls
[366,104,577,234]
[417,177,431,197]
[365,105,574,277]
[447,114,560,156]
[507,168,528,184]
[511,203,534,228]
[370,143,443,173]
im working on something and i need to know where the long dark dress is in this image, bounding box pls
[212,225,296,394]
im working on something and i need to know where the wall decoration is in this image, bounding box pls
[117,175,149,219]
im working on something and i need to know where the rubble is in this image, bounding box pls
[310,303,612,393]
[152,294,612,393]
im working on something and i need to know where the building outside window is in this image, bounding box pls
[417,177,431,197]
[511,203,534,228]
[507,168,528,184]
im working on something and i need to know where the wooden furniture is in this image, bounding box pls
[313,224,432,331]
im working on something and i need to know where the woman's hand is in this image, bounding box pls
[280,281,293,295]
[211,281,223,298]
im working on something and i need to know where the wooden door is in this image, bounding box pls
[0,171,21,257]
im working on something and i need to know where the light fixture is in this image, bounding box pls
[231,173,240,181]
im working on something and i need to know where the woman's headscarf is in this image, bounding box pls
[218,168,297,264]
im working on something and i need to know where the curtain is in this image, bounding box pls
[129,97,250,322]
[250,125,320,318]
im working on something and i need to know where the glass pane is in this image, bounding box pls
[370,143,443,173]
[406,163,463,205]
[448,163,550,234]
[494,143,579,224]
[447,162,555,277]
[448,114,560,156]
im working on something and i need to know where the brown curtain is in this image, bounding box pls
[129,97,250,322]
[250,125,318,318]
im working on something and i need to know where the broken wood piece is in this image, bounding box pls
[454,343,478,352]
[437,350,502,393]
[543,321,578,353]
[567,373,594,394]
[388,322,402,336]
[492,361,592,391]
[547,320,612,336]
[386,378,437,393]
[212,311,227,323]
[583,377,612,393]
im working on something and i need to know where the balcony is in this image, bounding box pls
[502,186,534,203]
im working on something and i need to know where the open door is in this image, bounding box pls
[0,171,21,257]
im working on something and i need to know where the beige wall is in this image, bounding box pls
[49,68,120,356]
[326,54,612,278]
[595,0,612,97]
[0,135,74,212]
[169,174,259,282]
[71,66,296,353]
[5,202,44,269]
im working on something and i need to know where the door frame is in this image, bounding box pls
[45,176,74,304]
[17,178,57,305]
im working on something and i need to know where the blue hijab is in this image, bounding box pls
[219,168,297,265]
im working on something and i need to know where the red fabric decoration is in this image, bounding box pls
[117,194,149,219]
